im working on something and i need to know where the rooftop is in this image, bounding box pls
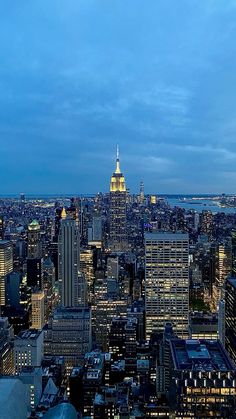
[16,329,42,340]
[145,232,189,241]
[171,339,235,372]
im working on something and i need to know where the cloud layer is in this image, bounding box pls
[1,0,236,193]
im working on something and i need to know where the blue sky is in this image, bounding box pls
[1,0,236,194]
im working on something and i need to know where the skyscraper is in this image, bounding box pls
[31,291,45,330]
[58,217,80,307]
[225,277,236,364]
[231,229,236,277]
[145,232,189,339]
[109,146,127,252]
[0,241,13,306]
[27,220,42,259]
[0,216,4,240]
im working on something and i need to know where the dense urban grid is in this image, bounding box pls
[0,150,236,418]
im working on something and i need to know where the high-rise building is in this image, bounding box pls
[14,329,44,374]
[0,215,4,240]
[31,291,45,330]
[26,258,43,289]
[109,146,127,252]
[138,181,144,204]
[0,317,14,375]
[44,306,92,367]
[58,217,80,307]
[5,272,22,309]
[200,210,213,239]
[212,242,231,310]
[0,240,13,306]
[92,216,102,241]
[231,229,236,277]
[225,277,236,364]
[27,220,42,259]
[145,232,189,339]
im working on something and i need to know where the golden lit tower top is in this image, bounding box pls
[110,145,126,192]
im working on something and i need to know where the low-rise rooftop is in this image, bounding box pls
[171,339,235,372]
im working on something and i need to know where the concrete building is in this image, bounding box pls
[0,240,13,306]
[145,233,189,339]
[44,306,91,368]
[225,277,236,364]
[14,329,43,373]
[58,217,80,307]
[168,339,236,417]
[31,291,45,330]
[0,317,14,375]
[27,220,42,259]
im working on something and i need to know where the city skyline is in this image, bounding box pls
[1,1,236,193]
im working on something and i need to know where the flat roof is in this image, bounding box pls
[171,339,235,372]
[17,329,42,340]
[145,232,189,241]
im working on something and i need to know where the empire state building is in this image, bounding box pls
[109,146,127,252]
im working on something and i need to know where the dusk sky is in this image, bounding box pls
[1,1,236,194]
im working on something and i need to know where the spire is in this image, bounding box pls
[115,144,121,174]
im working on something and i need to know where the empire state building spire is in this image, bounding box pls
[110,145,126,193]
[115,144,121,174]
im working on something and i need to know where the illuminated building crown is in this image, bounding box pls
[110,145,126,192]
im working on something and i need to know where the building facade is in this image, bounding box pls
[145,233,189,339]
[58,217,80,307]
[225,277,236,364]
[0,240,13,306]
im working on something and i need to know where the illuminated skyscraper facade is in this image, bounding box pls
[0,241,13,306]
[145,232,189,339]
[0,216,4,240]
[27,220,42,259]
[58,217,80,307]
[31,291,45,330]
[109,146,127,252]
[225,277,236,364]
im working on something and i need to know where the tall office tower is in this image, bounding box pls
[14,329,44,374]
[139,181,144,203]
[58,217,80,307]
[231,230,236,276]
[107,255,119,279]
[44,306,92,367]
[0,317,14,375]
[92,215,102,241]
[200,210,213,238]
[5,272,22,309]
[27,220,42,259]
[31,291,45,330]
[212,242,231,310]
[109,146,127,252]
[77,272,87,305]
[0,241,13,306]
[225,277,236,364]
[0,215,4,239]
[145,233,189,339]
[53,206,63,242]
[80,249,95,302]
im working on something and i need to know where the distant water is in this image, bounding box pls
[0,193,236,214]
[166,196,236,214]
